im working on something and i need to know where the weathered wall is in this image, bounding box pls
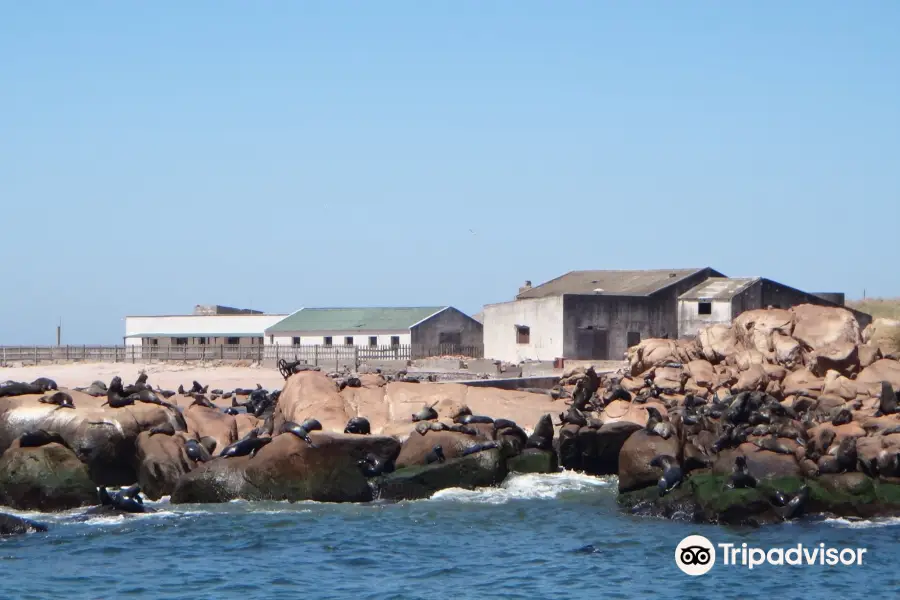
[124,314,286,347]
[410,307,483,352]
[135,335,264,348]
[482,296,564,362]
[677,299,734,338]
[760,280,872,328]
[562,295,659,360]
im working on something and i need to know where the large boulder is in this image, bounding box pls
[617,429,680,493]
[599,400,668,427]
[809,343,859,377]
[698,324,740,364]
[685,360,716,389]
[653,366,685,394]
[507,449,559,474]
[712,444,801,480]
[182,406,239,455]
[273,372,350,433]
[783,368,825,398]
[171,432,401,504]
[732,309,794,356]
[0,443,96,511]
[133,432,196,500]
[577,421,643,475]
[862,318,900,359]
[791,304,861,351]
[628,339,679,374]
[374,448,508,501]
[0,390,177,486]
[395,429,492,469]
[772,332,803,367]
[857,359,900,391]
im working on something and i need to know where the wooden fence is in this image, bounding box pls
[0,343,483,366]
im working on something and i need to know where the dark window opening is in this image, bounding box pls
[439,331,462,346]
[174,337,188,346]
[292,337,301,345]
[144,338,158,346]
[516,325,530,344]
[390,336,400,347]
[323,336,333,346]
[344,336,353,346]
[627,331,641,348]
[227,337,240,345]
[369,336,378,347]
[196,337,207,345]
[698,302,712,315]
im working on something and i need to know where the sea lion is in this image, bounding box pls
[831,408,853,427]
[155,388,176,399]
[281,421,317,447]
[876,450,900,477]
[0,382,43,397]
[456,414,494,425]
[148,423,176,437]
[645,407,674,439]
[129,389,176,410]
[834,436,857,472]
[526,414,554,451]
[177,384,185,395]
[30,377,58,392]
[357,453,395,477]
[446,424,478,436]
[220,435,272,459]
[754,435,794,455]
[727,455,757,489]
[76,381,108,397]
[876,382,898,417]
[492,419,517,431]
[785,485,811,520]
[344,417,371,435]
[191,381,205,394]
[462,441,499,456]
[411,403,439,422]
[424,445,445,464]
[184,439,211,463]
[604,385,632,405]
[199,436,217,455]
[223,407,240,416]
[558,408,587,428]
[97,485,151,513]
[649,454,683,497]
[301,418,323,432]
[38,391,74,409]
[189,395,217,410]
[103,376,134,408]
[414,422,431,436]
[18,429,68,449]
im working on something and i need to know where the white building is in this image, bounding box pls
[264,306,483,353]
[124,305,288,348]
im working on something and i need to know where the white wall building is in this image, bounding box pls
[124,305,287,348]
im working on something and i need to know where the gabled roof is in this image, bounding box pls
[516,268,717,299]
[265,307,448,334]
[679,277,760,301]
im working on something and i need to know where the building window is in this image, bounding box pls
[390,336,400,347]
[144,338,158,346]
[698,302,712,315]
[369,336,378,347]
[439,331,462,346]
[269,335,274,344]
[516,325,530,344]
[256,337,263,345]
[627,331,641,348]
[226,337,240,345]
[323,336,333,346]
[292,337,301,345]
[174,337,188,346]
[344,336,354,346]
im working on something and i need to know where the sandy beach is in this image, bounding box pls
[0,362,286,391]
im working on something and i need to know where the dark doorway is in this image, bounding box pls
[627,331,641,348]
[574,328,608,360]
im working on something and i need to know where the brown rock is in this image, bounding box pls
[858,344,883,369]
[133,431,195,500]
[822,370,862,401]
[783,368,825,398]
[732,308,794,355]
[685,360,716,388]
[862,318,900,359]
[616,429,680,493]
[791,304,861,351]
[599,400,668,427]
[772,332,803,367]
[713,443,801,480]
[809,342,859,377]
[653,366,686,394]
[698,324,740,364]
[183,405,238,454]
[733,364,767,393]
[857,359,900,390]
[395,430,491,469]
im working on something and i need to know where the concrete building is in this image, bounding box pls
[124,305,288,348]
[483,268,869,363]
[677,277,872,337]
[264,306,483,355]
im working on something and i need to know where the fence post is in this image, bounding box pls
[34,346,38,364]
[354,346,359,370]
[314,345,318,366]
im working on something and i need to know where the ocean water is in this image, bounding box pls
[1,473,897,600]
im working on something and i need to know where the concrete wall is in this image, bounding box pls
[134,335,264,348]
[269,332,411,347]
[410,307,483,351]
[562,295,663,360]
[677,299,733,338]
[482,296,564,362]
[759,280,872,328]
[124,314,286,347]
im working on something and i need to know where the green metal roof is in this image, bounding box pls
[265,307,447,334]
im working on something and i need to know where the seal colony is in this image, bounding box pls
[0,304,897,534]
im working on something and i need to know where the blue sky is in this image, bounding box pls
[1,1,898,344]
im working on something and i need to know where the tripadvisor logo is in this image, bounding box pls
[675,535,867,575]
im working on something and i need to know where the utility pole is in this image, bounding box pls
[57,318,61,346]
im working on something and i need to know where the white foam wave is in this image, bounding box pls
[823,516,900,529]
[426,471,614,505]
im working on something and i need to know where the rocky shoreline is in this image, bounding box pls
[0,304,897,533]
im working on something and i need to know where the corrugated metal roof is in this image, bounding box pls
[678,277,760,301]
[265,307,447,334]
[125,333,264,338]
[516,268,713,298]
